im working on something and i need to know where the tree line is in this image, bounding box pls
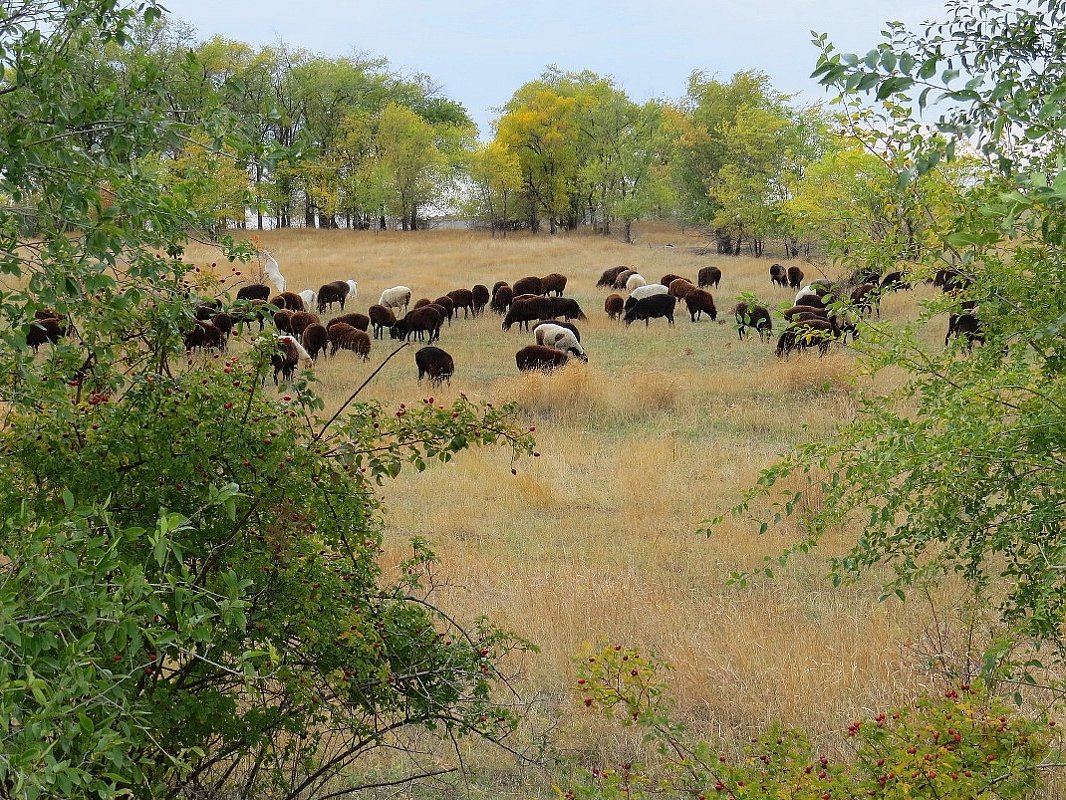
[97,17,952,262]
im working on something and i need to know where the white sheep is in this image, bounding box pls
[378,285,412,313]
[346,279,358,299]
[795,285,824,306]
[280,334,312,363]
[261,250,286,292]
[298,289,317,308]
[533,323,587,362]
[629,283,669,302]
[625,273,647,293]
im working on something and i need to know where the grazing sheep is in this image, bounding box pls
[471,284,490,316]
[447,288,474,318]
[429,296,454,324]
[298,289,317,309]
[541,272,567,296]
[659,273,684,288]
[413,297,432,309]
[537,319,581,340]
[236,283,271,302]
[880,271,910,291]
[490,284,513,315]
[624,283,669,312]
[534,322,587,361]
[327,313,370,332]
[316,281,349,313]
[232,299,270,332]
[184,320,225,352]
[415,346,454,384]
[794,285,831,308]
[697,266,722,289]
[945,312,983,348]
[368,304,396,339]
[379,285,412,313]
[329,323,371,359]
[301,323,329,361]
[776,318,837,358]
[25,316,65,352]
[769,264,788,287]
[668,278,696,301]
[492,280,509,297]
[611,269,637,290]
[273,309,294,333]
[625,273,647,293]
[391,306,443,342]
[734,302,773,341]
[210,312,233,340]
[515,344,569,372]
[272,291,304,311]
[271,335,310,384]
[502,296,553,331]
[604,293,625,320]
[684,289,717,321]
[546,297,587,321]
[597,266,630,287]
[195,299,222,320]
[346,279,358,300]
[850,268,881,285]
[850,282,880,318]
[782,305,828,322]
[624,293,677,327]
[288,311,321,336]
[786,266,805,290]
[512,276,543,297]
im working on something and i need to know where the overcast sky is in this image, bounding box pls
[164,0,949,138]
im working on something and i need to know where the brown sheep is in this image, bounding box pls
[368,304,396,339]
[776,318,837,358]
[270,291,304,311]
[413,297,433,309]
[502,296,553,331]
[596,266,630,287]
[491,284,513,315]
[316,281,350,313]
[512,276,543,297]
[850,282,880,318]
[733,302,773,342]
[271,337,300,384]
[611,269,636,290]
[786,266,805,290]
[668,278,696,301]
[327,313,370,332]
[769,264,787,287]
[684,289,717,321]
[515,344,569,372]
[604,293,625,320]
[25,316,65,352]
[273,308,294,333]
[471,284,490,316]
[782,305,828,322]
[416,346,454,384]
[288,311,321,336]
[433,296,456,323]
[329,323,371,359]
[184,320,225,352]
[447,288,474,318]
[301,323,329,361]
[660,273,684,288]
[697,266,722,289]
[491,280,509,297]
[390,306,443,342]
[236,283,270,302]
[541,272,567,296]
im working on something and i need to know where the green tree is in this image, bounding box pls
[714,0,1066,682]
[0,3,537,798]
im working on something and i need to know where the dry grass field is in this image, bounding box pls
[180,223,964,794]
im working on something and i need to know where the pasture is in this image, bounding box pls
[181,224,955,794]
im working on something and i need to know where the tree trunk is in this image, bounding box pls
[409,205,417,231]
[623,219,633,244]
[255,161,263,231]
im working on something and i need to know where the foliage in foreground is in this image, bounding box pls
[706,0,1066,680]
[0,2,538,798]
[562,644,1055,800]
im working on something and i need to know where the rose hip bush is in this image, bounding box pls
[564,644,1055,800]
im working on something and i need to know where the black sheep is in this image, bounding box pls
[546,297,587,321]
[25,317,65,352]
[316,280,349,313]
[447,288,474,318]
[471,284,490,316]
[776,319,836,358]
[236,283,270,302]
[596,266,629,287]
[945,313,983,348]
[734,302,773,341]
[697,266,722,289]
[515,344,569,372]
[769,264,787,287]
[391,306,443,342]
[512,276,543,297]
[624,293,677,327]
[301,323,329,361]
[490,284,513,315]
[786,266,805,290]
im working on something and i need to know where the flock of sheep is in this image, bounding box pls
[21,249,981,391]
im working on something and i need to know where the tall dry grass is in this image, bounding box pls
[180,224,965,793]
